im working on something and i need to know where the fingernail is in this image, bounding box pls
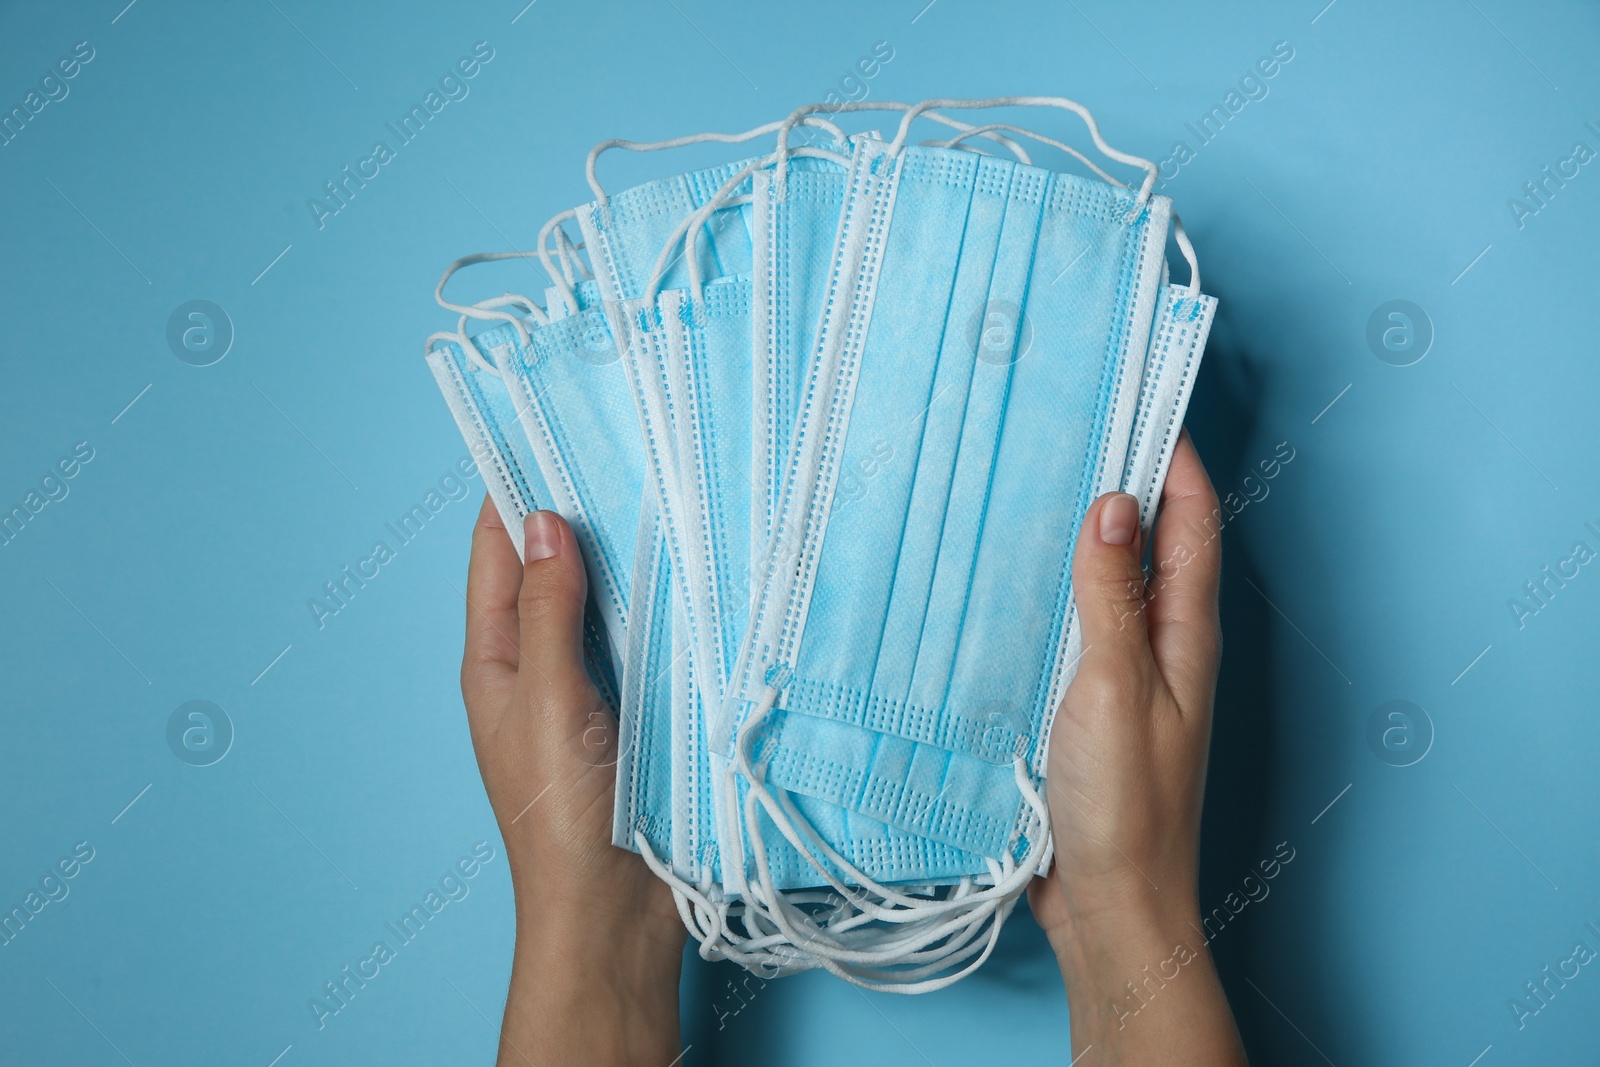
[524,511,560,561]
[1099,493,1138,546]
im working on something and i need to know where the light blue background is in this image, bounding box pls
[2,1,1596,1064]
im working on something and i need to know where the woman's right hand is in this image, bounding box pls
[1029,431,1247,1065]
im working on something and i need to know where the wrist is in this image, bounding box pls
[517,892,684,989]
[507,898,683,1066]
[505,847,687,972]
[1045,887,1246,1065]
[1048,889,1204,991]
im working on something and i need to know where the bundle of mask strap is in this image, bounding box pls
[426,98,1217,992]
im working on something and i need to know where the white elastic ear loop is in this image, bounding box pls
[732,784,1016,992]
[724,686,1051,985]
[888,97,1159,207]
[736,797,1022,992]
[732,689,1049,928]
[930,121,1123,188]
[435,252,547,373]
[738,787,1042,971]
[917,113,1032,164]
[641,156,772,307]
[632,829,818,976]
[556,228,593,282]
[773,101,1036,192]
[718,824,998,976]
[537,209,583,316]
[453,294,543,368]
[424,331,459,359]
[671,143,851,306]
[584,116,845,208]
[736,775,1009,965]
[1172,213,1201,298]
[554,228,578,286]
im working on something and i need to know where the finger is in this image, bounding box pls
[1146,430,1223,711]
[1071,491,1158,677]
[515,510,594,704]
[463,496,523,698]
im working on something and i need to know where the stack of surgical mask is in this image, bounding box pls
[426,98,1216,992]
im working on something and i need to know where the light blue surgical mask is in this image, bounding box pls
[1120,282,1217,526]
[710,100,1207,985]
[509,171,753,876]
[517,131,844,910]
[436,147,772,671]
[425,323,620,710]
[612,499,676,865]
[623,127,1068,971]
[749,157,847,564]
[494,309,644,661]
[621,205,1003,980]
[459,130,831,918]
[727,141,1167,835]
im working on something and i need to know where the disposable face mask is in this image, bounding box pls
[620,184,1002,952]
[434,144,773,665]
[425,323,620,710]
[500,129,837,902]
[726,141,1164,835]
[749,156,848,566]
[697,99,1212,988]
[493,309,643,662]
[749,108,1038,579]
[1121,283,1216,525]
[435,249,667,829]
[624,123,1067,960]
[517,193,747,878]
[611,499,676,863]
[563,130,800,883]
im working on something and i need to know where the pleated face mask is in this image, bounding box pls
[521,149,766,870]
[748,108,1039,611]
[720,100,1203,894]
[1121,282,1217,525]
[623,112,1083,914]
[426,320,552,542]
[432,145,759,868]
[425,321,620,713]
[618,147,1003,896]
[530,127,819,889]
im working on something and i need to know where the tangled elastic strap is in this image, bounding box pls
[633,679,1049,992]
